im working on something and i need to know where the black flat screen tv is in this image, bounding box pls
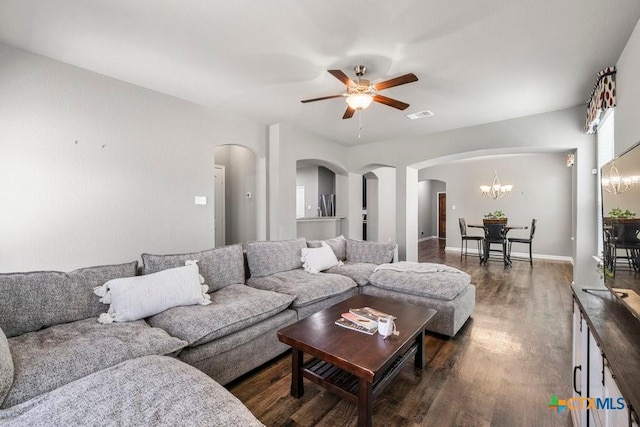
[601,141,640,318]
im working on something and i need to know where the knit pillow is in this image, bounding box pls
[301,243,342,274]
[94,262,210,323]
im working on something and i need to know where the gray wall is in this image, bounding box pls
[318,166,335,199]
[418,180,445,239]
[0,43,267,272]
[616,17,640,155]
[214,145,258,245]
[295,166,319,217]
[419,153,573,258]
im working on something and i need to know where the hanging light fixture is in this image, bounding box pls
[480,170,513,199]
[601,162,639,194]
[345,93,373,110]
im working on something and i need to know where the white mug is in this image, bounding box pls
[378,316,396,338]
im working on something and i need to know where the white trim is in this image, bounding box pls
[418,236,438,242]
[444,246,573,262]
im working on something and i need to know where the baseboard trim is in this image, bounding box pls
[444,246,573,262]
[418,236,438,242]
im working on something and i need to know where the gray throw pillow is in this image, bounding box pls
[141,244,245,292]
[0,327,13,407]
[246,238,307,278]
[346,239,396,265]
[0,262,138,338]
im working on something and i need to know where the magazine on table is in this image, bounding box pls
[349,307,397,322]
[334,317,377,335]
[341,312,378,331]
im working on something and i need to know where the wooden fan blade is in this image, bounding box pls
[328,70,356,87]
[373,73,418,91]
[301,94,344,103]
[373,94,410,110]
[342,106,355,119]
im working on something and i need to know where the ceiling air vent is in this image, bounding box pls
[405,110,434,120]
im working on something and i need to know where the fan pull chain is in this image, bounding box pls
[358,112,363,138]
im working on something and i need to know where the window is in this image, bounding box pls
[596,109,615,254]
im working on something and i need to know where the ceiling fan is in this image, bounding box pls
[301,65,418,119]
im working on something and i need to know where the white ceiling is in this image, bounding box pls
[1,0,639,146]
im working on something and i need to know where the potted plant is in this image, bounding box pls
[604,208,637,225]
[483,210,507,224]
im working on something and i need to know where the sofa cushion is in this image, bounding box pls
[301,243,341,274]
[0,327,12,407]
[0,356,264,427]
[246,238,307,278]
[248,269,357,308]
[142,244,245,291]
[307,235,347,261]
[325,261,377,286]
[3,318,187,408]
[147,283,295,346]
[368,263,471,301]
[0,261,138,338]
[94,264,210,323]
[346,239,396,265]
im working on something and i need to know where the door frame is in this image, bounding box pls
[437,191,446,239]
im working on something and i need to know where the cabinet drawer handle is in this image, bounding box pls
[573,365,581,395]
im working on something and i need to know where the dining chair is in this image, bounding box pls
[608,221,640,275]
[507,218,537,266]
[458,218,484,262]
[483,223,509,266]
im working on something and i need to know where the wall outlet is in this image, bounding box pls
[194,196,207,205]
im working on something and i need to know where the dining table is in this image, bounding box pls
[468,223,528,266]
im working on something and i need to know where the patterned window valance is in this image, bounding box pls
[585,66,616,134]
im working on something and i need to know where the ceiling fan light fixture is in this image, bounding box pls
[346,93,373,110]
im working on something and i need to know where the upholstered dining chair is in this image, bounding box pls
[458,218,484,262]
[508,218,537,266]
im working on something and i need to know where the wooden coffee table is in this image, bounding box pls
[277,294,436,427]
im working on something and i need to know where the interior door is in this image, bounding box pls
[214,165,225,247]
[438,192,446,239]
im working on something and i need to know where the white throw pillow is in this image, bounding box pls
[94,262,211,323]
[300,242,342,274]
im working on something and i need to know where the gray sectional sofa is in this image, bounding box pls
[0,260,264,426]
[0,236,474,425]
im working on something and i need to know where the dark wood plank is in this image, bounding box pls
[228,239,574,426]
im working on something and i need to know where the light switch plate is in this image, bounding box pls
[195,196,207,205]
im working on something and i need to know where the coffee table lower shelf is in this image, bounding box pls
[302,342,418,403]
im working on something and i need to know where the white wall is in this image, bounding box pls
[616,17,640,155]
[0,43,267,272]
[419,154,573,258]
[371,167,396,244]
[214,145,258,245]
[268,123,350,240]
[348,107,597,281]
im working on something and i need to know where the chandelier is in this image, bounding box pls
[601,162,639,194]
[480,170,513,199]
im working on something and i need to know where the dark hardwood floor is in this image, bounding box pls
[228,239,574,426]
